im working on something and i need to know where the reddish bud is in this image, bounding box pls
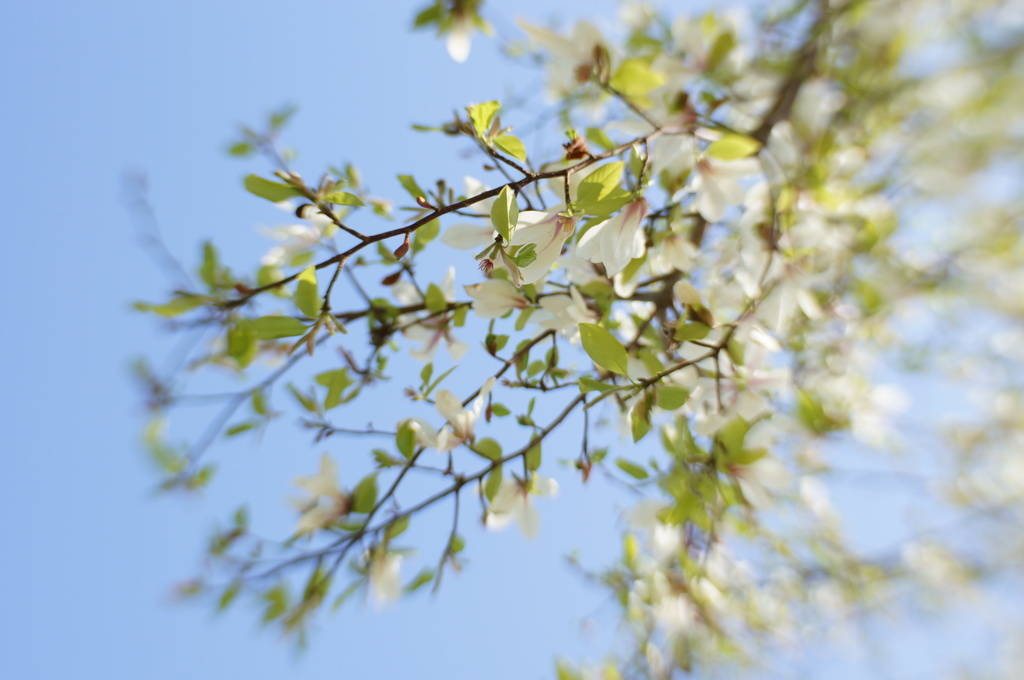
[393,235,411,260]
[234,282,253,294]
[478,258,495,277]
[416,196,434,210]
[563,136,589,160]
[381,269,403,286]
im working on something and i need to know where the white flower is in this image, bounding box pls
[368,552,403,605]
[517,20,608,100]
[260,202,334,266]
[692,156,761,223]
[464,279,529,318]
[486,474,559,539]
[509,209,577,284]
[532,286,597,335]
[292,454,348,535]
[428,377,495,452]
[576,199,649,277]
[733,457,790,509]
[446,16,472,63]
[398,267,469,362]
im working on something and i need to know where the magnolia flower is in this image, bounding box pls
[576,199,648,276]
[531,286,597,335]
[395,267,469,362]
[732,456,790,509]
[692,156,761,223]
[292,453,348,535]
[260,202,335,266]
[517,19,608,100]
[368,551,403,605]
[509,209,577,284]
[464,279,529,318]
[486,475,559,539]
[410,377,495,452]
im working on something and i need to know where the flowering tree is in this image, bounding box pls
[137,0,1024,676]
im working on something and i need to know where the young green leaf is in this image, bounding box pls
[244,174,303,203]
[706,133,761,160]
[490,185,519,243]
[467,101,500,139]
[251,316,308,339]
[351,474,379,514]
[323,190,365,207]
[579,323,630,376]
[294,266,321,318]
[616,458,649,480]
[494,135,527,161]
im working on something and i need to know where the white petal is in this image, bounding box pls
[516,501,541,539]
[441,223,495,250]
[446,24,471,63]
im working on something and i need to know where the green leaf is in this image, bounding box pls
[397,174,427,200]
[630,391,652,442]
[244,174,303,203]
[294,266,321,318]
[513,243,537,268]
[706,133,761,160]
[251,316,308,339]
[674,322,711,341]
[579,323,630,376]
[467,101,500,138]
[218,581,242,610]
[227,142,254,157]
[261,584,289,623]
[134,295,207,317]
[706,31,736,71]
[472,438,502,461]
[323,190,365,207]
[225,420,259,437]
[484,464,503,502]
[351,474,379,514]
[585,126,616,151]
[578,377,616,394]
[494,135,527,161]
[616,458,649,480]
[580,188,632,216]
[396,421,417,458]
[315,368,353,410]
[609,58,666,99]
[490,185,519,243]
[490,403,510,417]
[227,320,258,368]
[717,418,749,456]
[200,241,220,288]
[576,162,624,206]
[424,283,447,314]
[385,514,410,540]
[525,442,541,471]
[405,569,435,593]
[656,385,690,410]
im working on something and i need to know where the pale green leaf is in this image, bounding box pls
[294,266,321,318]
[579,323,630,376]
[706,134,762,160]
[494,135,527,161]
[490,185,519,243]
[244,174,303,203]
[323,191,365,207]
[251,316,308,339]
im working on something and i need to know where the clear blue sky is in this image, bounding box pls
[0,1,998,678]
